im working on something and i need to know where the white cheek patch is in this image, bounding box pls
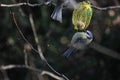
[85,30,93,40]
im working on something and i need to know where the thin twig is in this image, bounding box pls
[11,11,69,80]
[0,2,46,7]
[0,65,64,80]
[0,65,41,72]
[24,49,29,66]
[0,0,52,7]
[1,3,37,7]
[89,42,120,59]
[11,12,40,55]
[1,2,120,10]
[29,14,45,61]
[29,14,69,80]
[41,71,64,80]
[91,5,120,10]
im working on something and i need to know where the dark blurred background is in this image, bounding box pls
[0,0,120,80]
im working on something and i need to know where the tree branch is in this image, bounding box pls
[91,5,120,10]
[29,14,45,61]
[41,71,64,80]
[11,11,69,80]
[89,42,120,59]
[0,0,52,7]
[0,65,41,72]
[1,2,120,10]
[29,14,69,80]
[0,65,64,80]
[0,3,45,7]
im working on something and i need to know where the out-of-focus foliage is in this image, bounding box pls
[0,0,120,80]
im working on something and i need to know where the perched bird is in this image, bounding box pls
[72,0,93,30]
[63,30,93,58]
[51,0,92,28]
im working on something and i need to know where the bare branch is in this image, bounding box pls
[29,14,69,80]
[1,1,120,11]
[41,71,64,80]
[89,42,120,59]
[0,0,52,7]
[12,12,40,55]
[29,14,45,61]
[24,49,29,66]
[0,65,41,72]
[11,11,69,80]
[1,3,27,7]
[0,2,47,7]
[91,5,120,10]
[0,65,64,80]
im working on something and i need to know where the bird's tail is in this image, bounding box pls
[51,6,62,23]
[63,48,74,58]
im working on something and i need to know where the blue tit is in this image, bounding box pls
[51,0,77,23]
[63,30,93,58]
[51,0,68,23]
[51,4,63,23]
